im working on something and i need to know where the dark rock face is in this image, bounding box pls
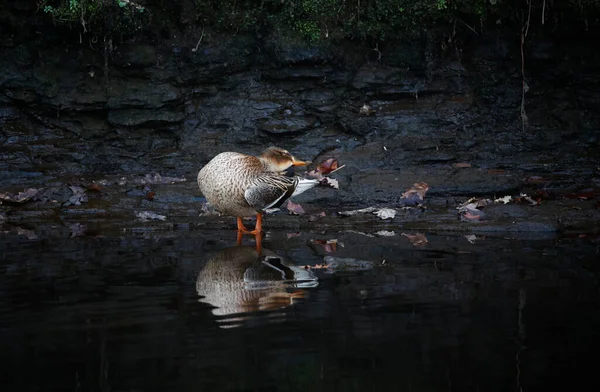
[1,26,599,210]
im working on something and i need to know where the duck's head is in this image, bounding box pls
[258,147,308,172]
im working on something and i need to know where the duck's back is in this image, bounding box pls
[197,152,261,216]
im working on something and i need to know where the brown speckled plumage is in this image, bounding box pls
[197,147,318,232]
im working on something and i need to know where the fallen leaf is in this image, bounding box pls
[401,232,428,247]
[135,173,187,185]
[286,200,306,215]
[375,230,396,237]
[338,207,377,216]
[399,182,429,206]
[565,189,595,200]
[87,183,103,192]
[135,211,167,221]
[316,158,339,175]
[0,188,38,204]
[494,195,513,204]
[313,239,338,252]
[453,162,472,168]
[145,191,156,201]
[69,223,87,237]
[464,234,478,244]
[66,185,88,206]
[320,177,339,189]
[523,176,551,184]
[373,208,396,220]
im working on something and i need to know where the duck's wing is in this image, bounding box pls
[244,175,319,211]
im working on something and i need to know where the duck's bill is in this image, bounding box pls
[292,159,309,166]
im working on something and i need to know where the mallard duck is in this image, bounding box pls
[197,147,319,234]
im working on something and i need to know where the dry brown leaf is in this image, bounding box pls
[401,232,428,247]
[453,162,472,168]
[316,158,339,175]
[286,200,306,215]
[399,182,429,206]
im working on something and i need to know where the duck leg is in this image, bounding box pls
[237,217,249,232]
[236,214,263,235]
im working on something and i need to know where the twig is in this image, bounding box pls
[327,164,346,175]
[191,29,205,53]
[458,19,478,36]
[542,0,546,25]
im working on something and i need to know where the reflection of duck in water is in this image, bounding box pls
[196,245,317,324]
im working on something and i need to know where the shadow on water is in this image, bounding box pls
[1,225,600,391]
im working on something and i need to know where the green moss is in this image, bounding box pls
[40,0,151,36]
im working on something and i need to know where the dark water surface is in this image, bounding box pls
[1,226,600,391]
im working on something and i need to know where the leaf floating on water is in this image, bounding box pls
[135,211,167,221]
[0,188,38,204]
[399,182,429,206]
[401,232,428,247]
[145,191,156,201]
[286,200,306,215]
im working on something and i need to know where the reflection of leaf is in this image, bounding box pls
[460,210,485,221]
[0,188,38,204]
[17,227,37,240]
[401,232,428,247]
[453,162,471,168]
[399,182,429,206]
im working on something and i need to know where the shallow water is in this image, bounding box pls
[1,226,600,391]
